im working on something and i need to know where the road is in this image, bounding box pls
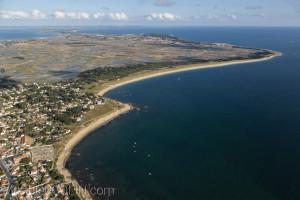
[0,159,12,200]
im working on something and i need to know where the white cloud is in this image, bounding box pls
[31,10,46,19]
[54,11,66,19]
[77,12,90,19]
[0,10,46,20]
[0,10,128,21]
[93,12,105,19]
[0,11,30,19]
[66,12,77,19]
[147,13,181,21]
[54,11,90,19]
[155,0,175,7]
[94,12,129,20]
[109,12,128,21]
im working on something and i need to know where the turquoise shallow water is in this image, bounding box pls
[66,27,300,200]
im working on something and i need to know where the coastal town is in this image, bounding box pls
[0,30,278,200]
[0,0,296,197]
[0,78,104,199]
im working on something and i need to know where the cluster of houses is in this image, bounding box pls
[11,182,72,200]
[0,81,104,143]
[0,40,24,49]
[0,132,71,200]
[0,172,9,199]
[0,80,105,199]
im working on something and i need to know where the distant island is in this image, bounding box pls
[0,30,279,200]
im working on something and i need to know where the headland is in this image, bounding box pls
[0,29,280,199]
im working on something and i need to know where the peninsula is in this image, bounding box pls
[0,29,279,199]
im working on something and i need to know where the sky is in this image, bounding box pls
[0,0,299,26]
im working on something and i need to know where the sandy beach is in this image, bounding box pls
[56,103,132,200]
[99,53,280,96]
[56,52,279,199]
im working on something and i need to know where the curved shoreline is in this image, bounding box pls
[56,103,132,200]
[56,53,279,199]
[99,53,280,96]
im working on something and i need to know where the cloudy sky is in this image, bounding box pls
[0,0,299,26]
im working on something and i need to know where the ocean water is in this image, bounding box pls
[0,28,55,40]
[66,26,299,200]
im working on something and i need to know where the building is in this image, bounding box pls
[21,135,26,145]
[30,170,37,176]
[13,154,29,164]
[0,179,6,185]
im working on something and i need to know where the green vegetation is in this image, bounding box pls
[0,76,20,88]
[0,32,277,200]
[77,61,207,84]
[45,161,53,170]
[49,169,64,182]
[23,124,35,136]
[55,106,89,125]
[20,157,31,164]
[68,185,81,200]
[13,56,25,60]
[15,102,27,109]
[77,50,272,84]
[144,33,197,45]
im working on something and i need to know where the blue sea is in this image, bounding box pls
[67,27,300,200]
[3,26,300,200]
[0,28,55,40]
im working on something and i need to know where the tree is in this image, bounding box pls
[20,157,30,164]
[2,94,10,100]
[23,124,35,135]
[15,102,27,109]
[21,177,31,184]
[68,185,80,200]
[49,169,64,181]
[46,161,53,170]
